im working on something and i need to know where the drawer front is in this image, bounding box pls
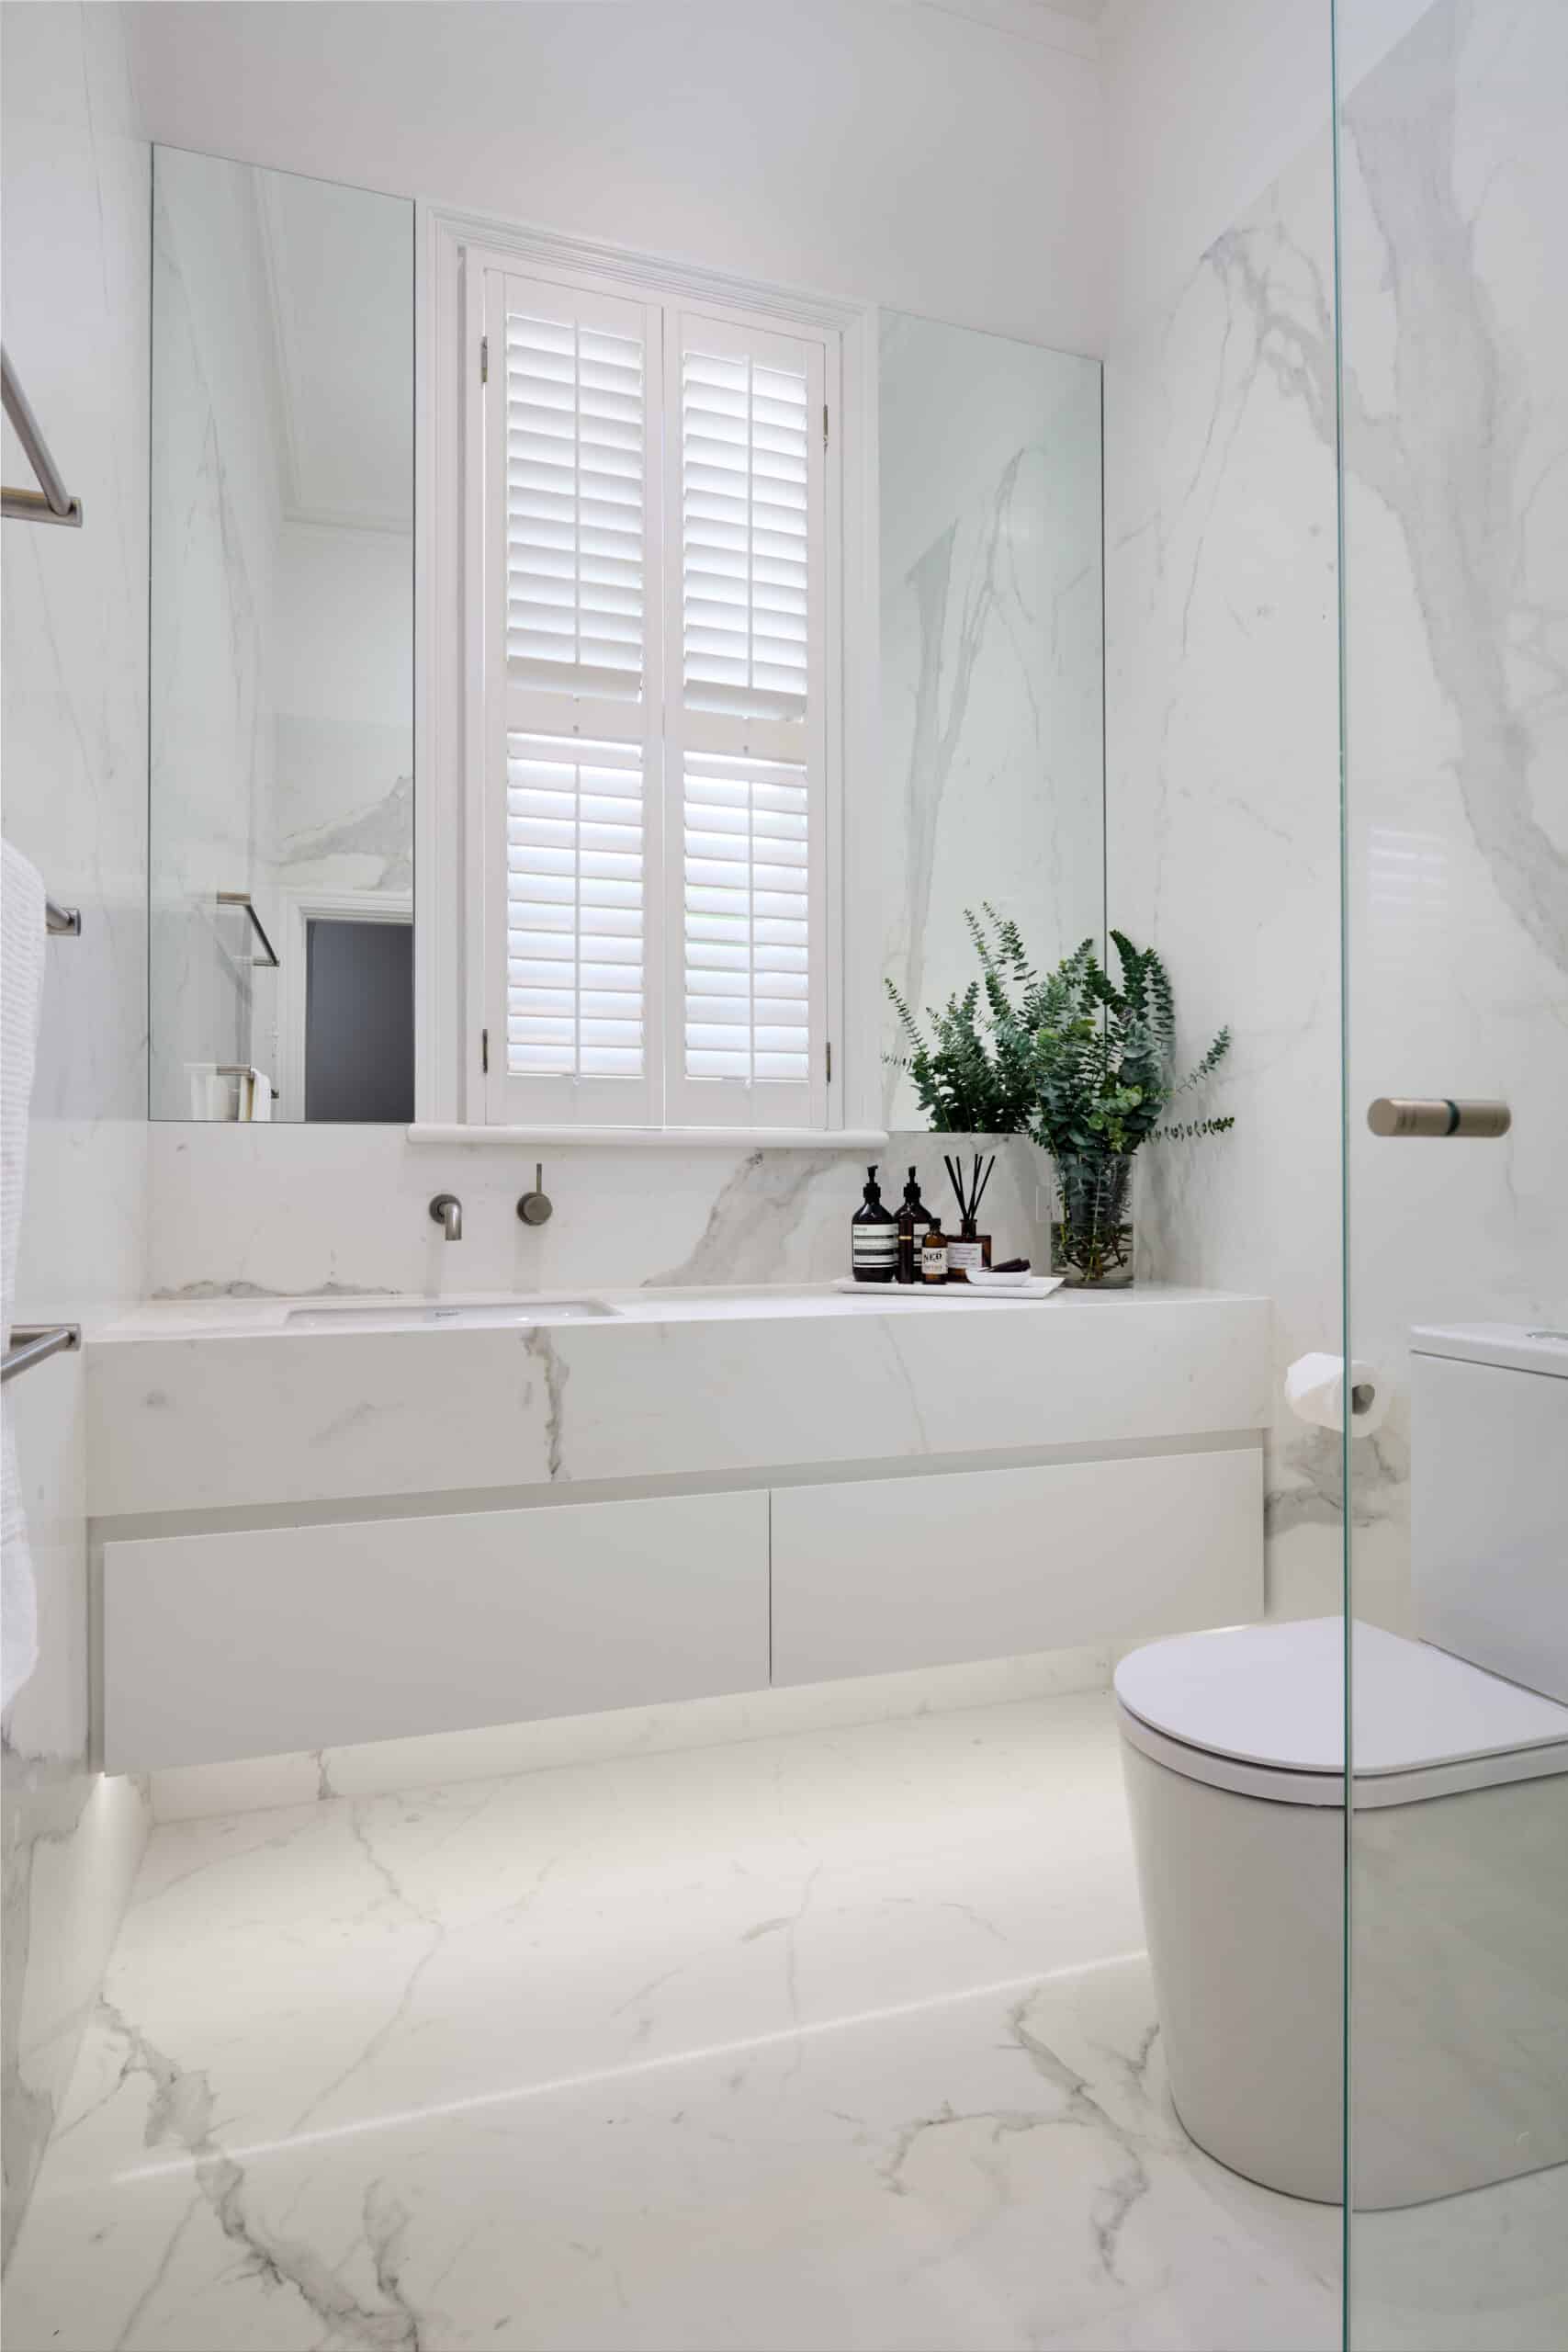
[104,1487,769,1772]
[771,1450,1262,1686]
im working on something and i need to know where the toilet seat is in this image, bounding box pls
[1114,1617,1568,1809]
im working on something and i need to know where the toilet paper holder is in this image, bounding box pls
[1285,1352,1388,1436]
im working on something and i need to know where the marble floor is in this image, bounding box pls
[0,1692,1353,2351]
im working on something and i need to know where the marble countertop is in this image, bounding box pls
[92,1280,1263,1342]
[86,1283,1271,1520]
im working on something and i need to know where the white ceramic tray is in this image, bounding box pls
[831,1276,1064,1300]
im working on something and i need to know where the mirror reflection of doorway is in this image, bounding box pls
[303,915,414,1124]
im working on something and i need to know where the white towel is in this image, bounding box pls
[2,841,48,1710]
[246,1069,273,1123]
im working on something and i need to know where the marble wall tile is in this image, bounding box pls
[1105,0,1568,1657]
[1337,0,1568,1622]
[1103,134,1348,1624]
[879,312,1105,1127]
[145,1123,1052,1299]
[0,0,153,2260]
[1336,0,1568,2325]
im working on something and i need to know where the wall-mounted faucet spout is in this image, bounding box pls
[429,1193,463,1241]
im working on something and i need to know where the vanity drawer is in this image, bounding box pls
[770,1450,1261,1685]
[103,1487,769,1771]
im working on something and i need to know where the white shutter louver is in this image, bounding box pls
[682,752,810,1081]
[681,347,809,723]
[506,310,645,700]
[506,734,644,1078]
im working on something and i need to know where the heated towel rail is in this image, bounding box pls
[2,1325,82,1385]
[2,347,83,527]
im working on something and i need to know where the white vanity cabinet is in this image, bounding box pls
[771,1451,1261,1686]
[103,1488,769,1771]
[91,1285,1270,1772]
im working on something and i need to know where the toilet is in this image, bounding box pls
[1115,1323,1568,2210]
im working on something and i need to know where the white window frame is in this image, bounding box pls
[415,206,885,1147]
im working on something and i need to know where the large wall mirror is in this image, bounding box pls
[877,312,1103,1125]
[149,148,413,1122]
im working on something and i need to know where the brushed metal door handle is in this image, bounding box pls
[1367,1098,1511,1138]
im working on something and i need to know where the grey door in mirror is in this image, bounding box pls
[517,1165,553,1226]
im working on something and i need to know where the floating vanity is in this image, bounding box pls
[88,1283,1269,1772]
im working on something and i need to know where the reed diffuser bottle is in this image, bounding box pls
[942,1154,996,1283]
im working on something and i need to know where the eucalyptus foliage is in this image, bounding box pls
[886,910,1235,1156]
[884,908,1039,1133]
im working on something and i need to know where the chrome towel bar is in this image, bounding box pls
[1,347,83,527]
[46,899,81,936]
[215,891,280,968]
[2,1324,82,1385]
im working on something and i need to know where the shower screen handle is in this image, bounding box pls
[1367,1098,1511,1139]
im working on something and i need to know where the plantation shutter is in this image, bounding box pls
[505,736,646,1079]
[680,349,810,722]
[664,311,826,1128]
[480,259,832,1132]
[486,269,662,1124]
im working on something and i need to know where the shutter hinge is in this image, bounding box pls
[825,1041,832,1084]
[481,1026,490,1074]
[480,334,489,386]
[823,401,829,449]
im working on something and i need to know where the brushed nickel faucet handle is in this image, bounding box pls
[429,1193,463,1241]
[517,1163,553,1227]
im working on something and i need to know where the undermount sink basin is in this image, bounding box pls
[285,1298,619,1331]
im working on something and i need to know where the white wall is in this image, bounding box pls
[124,0,1108,353]
[0,0,152,2261]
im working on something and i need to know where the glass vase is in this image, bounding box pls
[1049,1149,1136,1287]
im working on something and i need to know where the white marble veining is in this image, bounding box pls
[85,1283,1269,1517]
[0,0,152,2263]
[1102,126,1348,1630]
[879,314,1103,1125]
[144,1124,1055,1299]
[4,1690,1346,2351]
[1337,0,1568,1631]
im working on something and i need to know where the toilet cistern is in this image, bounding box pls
[429,1193,463,1241]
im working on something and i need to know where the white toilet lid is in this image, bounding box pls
[1114,1618,1568,1805]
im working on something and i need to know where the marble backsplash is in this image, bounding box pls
[146,1125,1053,1301]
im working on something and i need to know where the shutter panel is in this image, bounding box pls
[681,345,810,723]
[506,735,645,1079]
[682,752,810,1083]
[505,303,646,701]
[479,256,834,1134]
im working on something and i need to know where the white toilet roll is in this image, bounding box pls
[1284,1351,1390,1438]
